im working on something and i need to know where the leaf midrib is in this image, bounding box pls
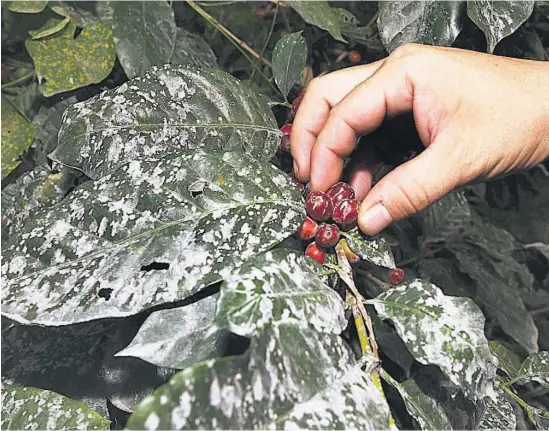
[367,298,479,351]
[61,122,280,145]
[10,199,303,282]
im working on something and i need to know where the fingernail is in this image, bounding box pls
[359,203,392,235]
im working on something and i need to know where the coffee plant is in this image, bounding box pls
[2,1,548,430]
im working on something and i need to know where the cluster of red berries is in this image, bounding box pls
[294,182,360,265]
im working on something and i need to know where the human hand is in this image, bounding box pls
[290,44,549,235]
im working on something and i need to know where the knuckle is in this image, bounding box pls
[307,77,324,93]
[390,43,422,60]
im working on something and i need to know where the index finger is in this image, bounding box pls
[309,60,415,191]
[290,60,385,183]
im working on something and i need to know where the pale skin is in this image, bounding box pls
[290,43,549,235]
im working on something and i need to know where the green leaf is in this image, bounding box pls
[51,1,113,27]
[7,0,47,13]
[286,1,346,43]
[112,0,177,79]
[516,351,549,388]
[2,152,304,325]
[367,280,497,401]
[385,376,454,430]
[28,5,70,39]
[271,32,307,99]
[334,8,383,50]
[127,324,393,430]
[418,258,472,298]
[216,249,346,337]
[25,22,116,97]
[475,384,516,430]
[13,82,43,121]
[377,1,465,52]
[467,1,534,53]
[447,222,539,354]
[115,295,230,369]
[98,324,176,413]
[1,99,35,179]
[1,385,111,430]
[32,97,77,157]
[342,228,396,268]
[52,64,282,180]
[489,341,522,381]
[171,28,217,69]
[422,192,471,245]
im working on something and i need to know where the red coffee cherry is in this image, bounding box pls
[332,199,359,226]
[348,50,361,64]
[280,123,292,135]
[295,216,318,241]
[305,242,326,264]
[327,182,355,206]
[305,191,333,222]
[388,268,404,285]
[315,223,340,248]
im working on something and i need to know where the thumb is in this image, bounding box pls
[357,146,459,235]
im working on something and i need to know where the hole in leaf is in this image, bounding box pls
[188,180,207,198]
[140,262,170,272]
[98,288,113,301]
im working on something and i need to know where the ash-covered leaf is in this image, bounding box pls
[447,222,538,354]
[378,1,465,52]
[1,385,111,431]
[217,249,346,337]
[112,1,177,79]
[467,1,534,53]
[127,324,393,430]
[385,376,453,430]
[475,384,516,430]
[1,152,304,325]
[171,28,217,69]
[342,228,395,268]
[116,295,229,370]
[517,351,549,388]
[1,98,35,179]
[367,280,497,401]
[489,341,522,381]
[286,1,346,42]
[2,168,76,239]
[422,192,471,245]
[52,64,281,179]
[272,32,307,98]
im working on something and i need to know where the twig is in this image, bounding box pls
[333,242,379,357]
[1,71,34,89]
[396,255,423,267]
[364,10,379,33]
[251,3,279,80]
[530,305,549,316]
[187,0,271,67]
